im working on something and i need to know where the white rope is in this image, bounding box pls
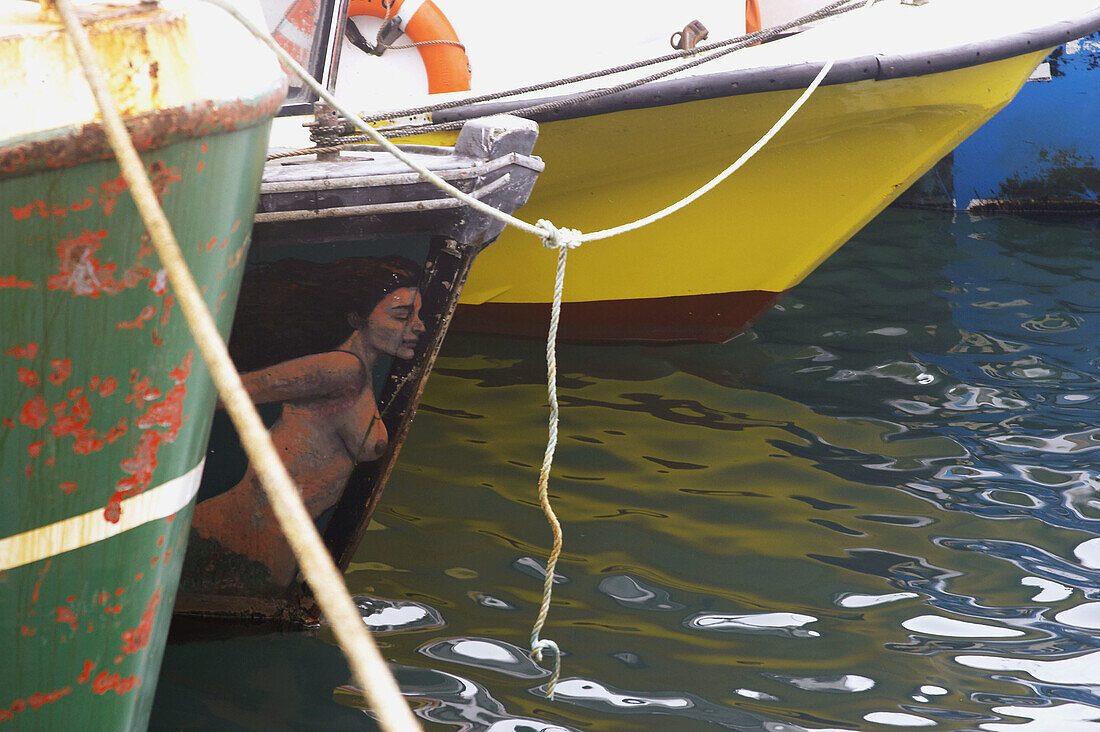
[52,1,420,729]
[526,220,579,699]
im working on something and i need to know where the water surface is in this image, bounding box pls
[152,209,1100,731]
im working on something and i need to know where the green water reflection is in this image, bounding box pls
[153,210,1100,731]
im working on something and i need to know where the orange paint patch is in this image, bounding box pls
[105,431,162,523]
[77,660,96,684]
[121,588,160,655]
[91,671,140,696]
[2,418,16,429]
[47,359,72,386]
[27,687,71,709]
[204,236,218,253]
[137,232,154,259]
[58,481,77,494]
[196,160,206,173]
[105,418,128,444]
[160,295,174,326]
[227,244,246,268]
[116,305,157,330]
[148,160,182,202]
[55,606,77,629]
[0,275,35,289]
[148,268,168,295]
[99,377,117,397]
[50,394,105,455]
[27,441,44,458]
[98,175,128,216]
[19,395,48,429]
[6,342,38,359]
[126,375,161,404]
[16,368,39,388]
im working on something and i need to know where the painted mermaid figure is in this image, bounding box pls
[190,256,425,584]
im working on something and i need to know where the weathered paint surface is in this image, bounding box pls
[0,122,272,729]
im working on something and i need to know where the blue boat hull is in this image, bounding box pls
[899,33,1100,212]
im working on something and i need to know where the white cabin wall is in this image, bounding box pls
[759,0,836,28]
[334,1,748,110]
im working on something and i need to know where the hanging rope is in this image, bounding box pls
[528,220,581,699]
[200,0,878,701]
[51,1,420,729]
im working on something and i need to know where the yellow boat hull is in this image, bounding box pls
[453,51,1048,342]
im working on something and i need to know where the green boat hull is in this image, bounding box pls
[0,123,272,729]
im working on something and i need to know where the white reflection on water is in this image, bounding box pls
[1053,601,1100,629]
[862,711,937,727]
[384,664,576,732]
[835,591,919,608]
[978,703,1100,731]
[353,595,445,633]
[419,637,549,679]
[987,428,1100,454]
[954,649,1100,684]
[597,574,685,611]
[684,612,821,637]
[541,677,794,730]
[736,688,780,702]
[901,615,1025,638]
[768,674,874,693]
[1074,537,1100,568]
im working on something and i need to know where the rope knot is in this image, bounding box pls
[536,219,583,250]
[530,637,562,699]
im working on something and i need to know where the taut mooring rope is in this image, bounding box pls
[52,1,420,729]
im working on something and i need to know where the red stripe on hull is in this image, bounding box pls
[452,289,789,344]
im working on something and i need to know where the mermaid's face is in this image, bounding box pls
[364,287,425,359]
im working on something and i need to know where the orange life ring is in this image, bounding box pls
[346,0,472,94]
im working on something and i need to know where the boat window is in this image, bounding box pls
[258,0,336,111]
